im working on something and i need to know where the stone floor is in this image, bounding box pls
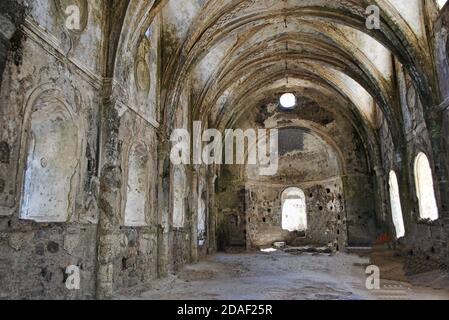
[114,251,449,300]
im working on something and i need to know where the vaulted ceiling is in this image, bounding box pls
[112,0,440,160]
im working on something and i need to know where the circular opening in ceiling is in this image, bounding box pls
[280,93,296,109]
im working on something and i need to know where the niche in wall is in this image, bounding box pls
[173,165,186,228]
[20,97,80,222]
[124,142,151,227]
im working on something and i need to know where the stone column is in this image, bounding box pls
[96,100,122,299]
[428,106,449,221]
[157,146,170,278]
[207,168,217,253]
[0,13,15,87]
[374,166,388,225]
[190,166,199,262]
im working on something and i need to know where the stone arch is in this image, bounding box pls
[242,126,346,180]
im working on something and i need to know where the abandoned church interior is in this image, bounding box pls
[2,0,449,300]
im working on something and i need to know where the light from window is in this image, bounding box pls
[145,26,152,40]
[281,187,307,231]
[197,188,206,242]
[438,0,448,9]
[280,93,296,109]
[389,171,405,238]
[414,153,439,221]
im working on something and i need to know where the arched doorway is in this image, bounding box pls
[281,187,307,232]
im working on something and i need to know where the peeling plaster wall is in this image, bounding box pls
[0,0,165,299]
[0,0,26,90]
[0,0,103,299]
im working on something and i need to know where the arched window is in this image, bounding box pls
[414,153,439,221]
[281,187,307,232]
[20,100,79,222]
[197,190,206,244]
[389,171,405,238]
[173,166,186,228]
[124,142,150,227]
[437,0,448,10]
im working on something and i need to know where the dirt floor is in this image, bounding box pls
[114,250,449,300]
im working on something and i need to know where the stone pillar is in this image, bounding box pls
[440,105,449,234]
[96,100,122,299]
[190,167,199,262]
[374,166,388,225]
[0,10,18,89]
[157,147,170,278]
[422,106,449,264]
[207,168,217,253]
[428,106,449,221]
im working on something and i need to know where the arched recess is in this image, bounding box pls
[123,141,151,227]
[172,165,187,228]
[19,89,81,223]
[281,187,307,232]
[241,124,347,181]
[414,153,439,221]
[388,171,405,238]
